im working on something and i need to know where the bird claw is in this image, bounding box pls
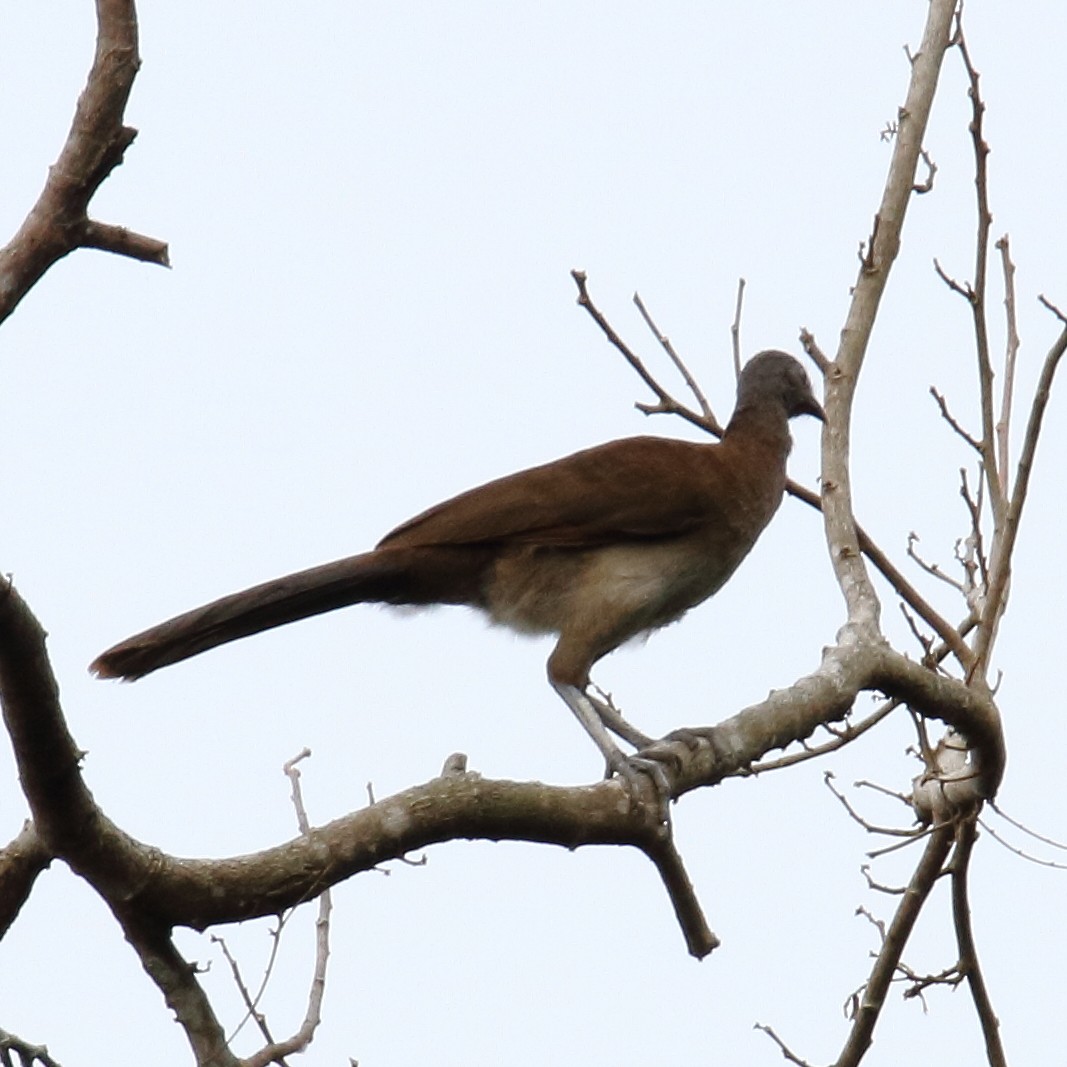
[608,754,672,829]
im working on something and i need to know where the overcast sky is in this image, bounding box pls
[1,3,1065,1064]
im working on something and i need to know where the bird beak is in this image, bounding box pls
[803,396,826,422]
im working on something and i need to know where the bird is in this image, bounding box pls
[92,350,823,793]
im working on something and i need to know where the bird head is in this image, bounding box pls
[737,350,825,422]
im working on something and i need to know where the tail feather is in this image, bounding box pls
[90,545,490,681]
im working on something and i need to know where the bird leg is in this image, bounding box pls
[586,683,655,749]
[551,681,671,825]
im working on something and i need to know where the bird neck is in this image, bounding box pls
[722,401,793,458]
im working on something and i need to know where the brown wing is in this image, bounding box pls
[378,436,739,550]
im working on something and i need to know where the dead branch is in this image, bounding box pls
[799,327,832,376]
[951,818,1008,1067]
[0,822,52,939]
[753,1022,814,1067]
[977,817,1067,870]
[987,800,1067,851]
[571,270,721,434]
[954,17,1006,525]
[834,827,954,1067]
[632,290,715,420]
[969,323,1067,679]
[929,387,982,452]
[0,1027,65,1067]
[731,277,746,379]
[994,236,1021,491]
[0,0,168,326]
[237,752,334,1067]
[824,772,924,838]
[913,147,938,193]
[822,0,959,637]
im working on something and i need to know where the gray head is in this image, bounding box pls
[735,350,824,422]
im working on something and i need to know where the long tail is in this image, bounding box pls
[90,545,489,681]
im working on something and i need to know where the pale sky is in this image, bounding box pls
[1,3,1065,1064]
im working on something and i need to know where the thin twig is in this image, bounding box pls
[730,277,746,381]
[977,817,1067,869]
[748,700,898,773]
[572,270,721,434]
[906,533,966,595]
[954,15,1005,526]
[823,772,923,838]
[787,479,975,670]
[958,467,989,594]
[798,327,831,375]
[215,927,289,1053]
[834,826,954,1067]
[994,236,1020,492]
[969,323,1067,680]
[632,290,714,419]
[988,799,1067,851]
[913,147,938,193]
[753,1023,814,1067]
[929,387,982,452]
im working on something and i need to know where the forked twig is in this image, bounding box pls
[632,290,714,420]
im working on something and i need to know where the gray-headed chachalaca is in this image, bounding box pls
[92,350,823,790]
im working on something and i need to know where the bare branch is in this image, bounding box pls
[731,277,746,380]
[214,926,290,1051]
[958,467,990,596]
[969,323,1067,679]
[912,147,938,193]
[0,822,52,939]
[824,0,959,634]
[906,533,966,596]
[748,698,898,774]
[638,833,720,958]
[994,235,1020,491]
[824,772,923,838]
[798,328,831,376]
[834,826,954,1067]
[977,817,1067,870]
[81,220,170,266]
[632,290,714,420]
[0,1028,65,1067]
[0,0,168,325]
[987,799,1067,851]
[933,257,973,300]
[1038,293,1067,324]
[753,1022,814,1067]
[954,16,1007,526]
[241,752,334,1067]
[951,818,1008,1067]
[571,270,721,434]
[787,478,976,670]
[929,387,982,452]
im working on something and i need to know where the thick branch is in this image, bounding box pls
[823,0,958,632]
[0,0,168,325]
[0,822,52,938]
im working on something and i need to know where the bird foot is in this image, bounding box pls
[607,754,672,830]
[636,727,725,778]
